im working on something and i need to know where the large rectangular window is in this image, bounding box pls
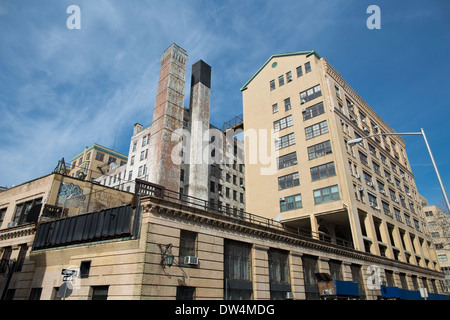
[275,133,295,150]
[273,115,293,132]
[305,120,328,140]
[277,152,297,170]
[302,255,319,300]
[12,198,42,225]
[307,140,332,160]
[310,162,336,181]
[179,230,197,263]
[268,249,291,300]
[278,172,300,190]
[300,84,321,103]
[224,240,253,300]
[313,185,340,204]
[280,194,302,212]
[302,102,324,121]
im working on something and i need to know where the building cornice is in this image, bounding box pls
[143,196,444,278]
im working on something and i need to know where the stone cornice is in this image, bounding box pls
[0,223,36,241]
[143,196,444,278]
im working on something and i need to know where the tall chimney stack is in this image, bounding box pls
[187,60,211,201]
[147,44,188,192]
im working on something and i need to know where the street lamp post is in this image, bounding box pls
[348,128,450,213]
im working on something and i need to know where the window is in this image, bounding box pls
[302,255,319,300]
[128,170,133,180]
[278,172,300,190]
[284,98,291,111]
[310,162,336,181]
[394,208,402,222]
[29,288,42,300]
[305,120,328,140]
[210,181,215,193]
[268,249,291,300]
[313,185,340,204]
[359,151,368,166]
[275,133,295,150]
[12,198,42,225]
[302,102,324,121]
[179,230,197,261]
[272,103,278,114]
[277,152,297,170]
[0,207,6,228]
[15,244,28,272]
[305,61,312,73]
[274,115,293,132]
[176,286,196,300]
[278,75,285,87]
[438,254,448,262]
[286,71,292,82]
[224,240,253,300]
[431,232,440,238]
[280,194,302,212]
[180,169,184,182]
[307,140,332,160]
[382,201,391,216]
[329,260,343,281]
[368,193,378,207]
[270,80,275,91]
[95,151,105,162]
[300,84,322,103]
[91,286,109,300]
[333,86,340,99]
[80,261,92,278]
[296,66,303,77]
[130,155,135,165]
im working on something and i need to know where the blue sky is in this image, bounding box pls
[0,0,449,208]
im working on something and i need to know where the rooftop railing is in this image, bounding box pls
[134,179,354,249]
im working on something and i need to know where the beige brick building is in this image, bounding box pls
[240,50,443,284]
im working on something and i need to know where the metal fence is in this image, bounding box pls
[134,179,354,249]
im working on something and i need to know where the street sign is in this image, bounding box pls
[58,282,73,299]
[61,269,77,276]
[63,275,73,282]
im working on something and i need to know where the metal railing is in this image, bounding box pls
[134,179,354,249]
[222,114,243,131]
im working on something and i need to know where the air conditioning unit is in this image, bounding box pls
[183,256,199,266]
[375,206,381,211]
[286,292,294,300]
[292,160,298,164]
[355,174,361,179]
[380,190,386,194]
[358,187,364,191]
[394,199,399,203]
[366,181,373,187]
[407,192,412,197]
[280,197,286,202]
[301,108,307,113]
[300,99,306,104]
[373,125,379,130]
[7,221,18,228]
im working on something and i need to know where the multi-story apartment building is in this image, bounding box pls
[423,203,450,292]
[94,45,245,213]
[241,50,440,273]
[68,143,128,181]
